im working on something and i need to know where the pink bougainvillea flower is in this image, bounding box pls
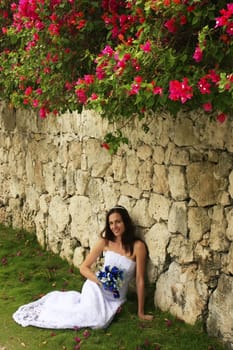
[24,86,33,96]
[134,76,143,84]
[203,102,212,112]
[101,143,110,150]
[2,27,8,34]
[153,86,163,96]
[164,18,177,33]
[198,77,211,94]
[180,14,187,25]
[32,99,39,107]
[84,75,94,84]
[36,88,43,95]
[140,40,151,52]
[226,22,233,35]
[217,112,227,123]
[165,318,172,327]
[83,329,90,338]
[169,78,193,103]
[128,83,140,95]
[39,107,48,119]
[207,69,220,84]
[1,257,7,265]
[102,45,115,56]
[75,88,87,104]
[90,93,98,100]
[193,46,203,62]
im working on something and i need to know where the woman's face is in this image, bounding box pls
[108,212,125,238]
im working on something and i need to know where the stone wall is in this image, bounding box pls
[0,100,233,348]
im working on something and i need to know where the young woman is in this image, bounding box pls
[13,205,153,329]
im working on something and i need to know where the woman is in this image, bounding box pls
[13,205,153,329]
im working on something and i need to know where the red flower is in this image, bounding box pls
[193,46,203,62]
[164,18,177,33]
[198,77,211,94]
[203,102,212,112]
[217,113,227,123]
[101,143,110,150]
[140,40,151,52]
[169,78,193,103]
[24,86,33,96]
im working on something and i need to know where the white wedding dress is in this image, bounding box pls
[13,251,136,329]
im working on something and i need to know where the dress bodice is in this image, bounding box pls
[101,250,136,301]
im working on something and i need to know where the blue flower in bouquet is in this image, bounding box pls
[96,265,124,298]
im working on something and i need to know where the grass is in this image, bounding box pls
[0,224,227,350]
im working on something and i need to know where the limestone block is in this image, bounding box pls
[120,183,142,200]
[46,216,63,254]
[56,143,69,167]
[25,186,39,212]
[77,109,109,139]
[155,262,208,324]
[39,195,50,215]
[48,195,70,232]
[188,207,210,242]
[73,246,86,267]
[8,198,23,228]
[0,103,16,131]
[75,170,89,195]
[201,118,228,150]
[138,160,153,191]
[137,144,152,160]
[222,243,233,275]
[152,164,169,195]
[168,202,187,236]
[54,164,66,196]
[168,165,187,200]
[102,180,120,209]
[167,235,194,264]
[148,193,171,221]
[34,210,47,248]
[210,206,229,252]
[187,162,226,206]
[226,207,233,241]
[131,198,154,228]
[43,163,56,194]
[84,139,112,177]
[86,178,104,213]
[60,237,78,264]
[207,274,233,348]
[145,223,171,274]
[68,140,82,169]
[9,175,25,198]
[174,117,198,147]
[152,146,164,164]
[69,195,92,247]
[66,163,76,196]
[112,155,126,182]
[214,152,233,179]
[164,142,175,165]
[170,147,189,165]
[229,170,233,199]
[126,153,140,184]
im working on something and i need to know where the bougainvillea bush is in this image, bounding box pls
[0,0,233,150]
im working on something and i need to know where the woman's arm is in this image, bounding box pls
[79,238,106,285]
[135,240,154,321]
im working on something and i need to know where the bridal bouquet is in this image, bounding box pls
[96,265,124,298]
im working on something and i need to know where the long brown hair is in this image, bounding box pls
[101,205,138,255]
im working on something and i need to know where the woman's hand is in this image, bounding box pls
[138,313,154,321]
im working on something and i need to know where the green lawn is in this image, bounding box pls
[0,224,227,350]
